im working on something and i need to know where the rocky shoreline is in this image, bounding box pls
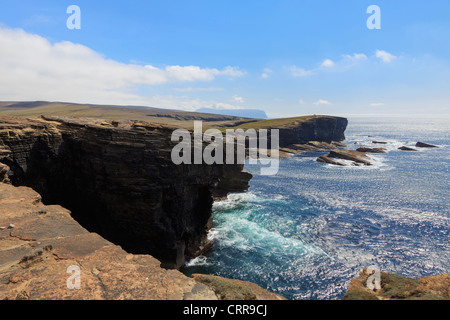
[315,140,440,167]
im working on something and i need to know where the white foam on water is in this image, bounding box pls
[210,207,324,258]
[185,255,211,267]
[213,191,288,212]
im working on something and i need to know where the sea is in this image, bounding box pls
[184,117,450,300]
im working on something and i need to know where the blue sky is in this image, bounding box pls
[0,0,449,117]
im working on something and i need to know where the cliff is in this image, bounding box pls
[233,115,348,147]
[0,114,348,270]
[0,116,251,269]
[0,113,348,300]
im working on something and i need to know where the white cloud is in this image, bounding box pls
[0,27,244,105]
[370,102,386,107]
[313,99,332,106]
[232,95,244,103]
[261,68,273,79]
[375,50,397,63]
[299,98,305,105]
[344,53,368,62]
[208,103,244,110]
[134,95,244,112]
[173,87,223,92]
[289,66,315,77]
[289,53,367,78]
[321,59,335,68]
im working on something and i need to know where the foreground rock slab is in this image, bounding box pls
[344,269,450,300]
[0,183,283,300]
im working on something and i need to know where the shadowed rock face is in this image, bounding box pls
[0,116,251,269]
[277,116,348,146]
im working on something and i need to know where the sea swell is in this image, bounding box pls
[185,118,450,300]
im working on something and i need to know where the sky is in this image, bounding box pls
[0,0,449,118]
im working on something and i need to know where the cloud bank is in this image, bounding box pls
[0,27,244,105]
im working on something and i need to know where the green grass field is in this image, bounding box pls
[0,101,329,130]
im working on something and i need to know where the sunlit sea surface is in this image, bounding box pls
[184,117,450,300]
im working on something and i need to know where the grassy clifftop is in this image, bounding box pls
[0,101,257,129]
[232,115,332,130]
[0,101,341,132]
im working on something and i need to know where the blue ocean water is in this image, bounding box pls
[184,117,450,300]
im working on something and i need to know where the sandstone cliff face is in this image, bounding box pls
[0,116,250,269]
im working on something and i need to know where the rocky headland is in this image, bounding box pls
[3,111,444,300]
[0,112,347,300]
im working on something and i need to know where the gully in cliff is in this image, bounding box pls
[171,121,280,176]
